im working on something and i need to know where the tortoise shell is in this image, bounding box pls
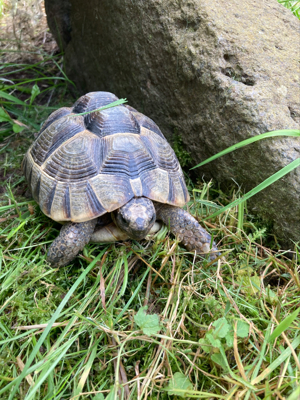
[23,92,190,222]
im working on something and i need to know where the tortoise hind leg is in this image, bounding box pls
[155,204,219,260]
[47,219,97,267]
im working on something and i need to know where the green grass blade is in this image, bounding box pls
[0,201,36,212]
[191,130,300,169]
[268,308,300,342]
[251,325,270,381]
[0,90,27,106]
[52,59,75,86]
[237,199,245,234]
[287,386,300,400]
[0,330,38,345]
[5,76,71,88]
[251,335,300,385]
[114,268,150,324]
[204,158,300,220]
[73,339,99,397]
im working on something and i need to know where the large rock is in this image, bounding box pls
[45,0,300,246]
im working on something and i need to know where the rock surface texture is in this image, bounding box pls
[45,0,300,246]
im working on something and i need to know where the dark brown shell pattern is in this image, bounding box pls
[23,92,190,222]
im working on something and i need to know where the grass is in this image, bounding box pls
[1,173,300,399]
[0,1,300,399]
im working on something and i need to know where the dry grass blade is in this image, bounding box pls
[233,322,248,382]
[16,357,34,387]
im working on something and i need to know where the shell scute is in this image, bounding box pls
[85,106,140,137]
[89,174,134,212]
[42,132,102,182]
[37,107,72,138]
[130,110,166,139]
[30,114,85,166]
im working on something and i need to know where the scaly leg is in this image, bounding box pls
[47,219,97,267]
[156,204,219,260]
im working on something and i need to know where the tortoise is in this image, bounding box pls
[23,92,219,266]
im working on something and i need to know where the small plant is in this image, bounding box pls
[172,133,192,167]
[278,0,300,18]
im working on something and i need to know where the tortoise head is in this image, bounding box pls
[113,197,156,240]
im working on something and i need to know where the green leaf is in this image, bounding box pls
[236,320,249,338]
[225,332,234,347]
[224,300,231,316]
[268,308,300,342]
[211,353,228,370]
[237,274,260,296]
[0,107,13,122]
[12,123,25,133]
[93,393,105,400]
[191,130,300,169]
[199,338,211,353]
[164,372,193,398]
[212,318,230,338]
[30,84,40,105]
[105,387,116,400]
[134,306,161,336]
[206,332,222,349]
[265,286,278,305]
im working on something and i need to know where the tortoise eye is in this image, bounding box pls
[120,214,128,225]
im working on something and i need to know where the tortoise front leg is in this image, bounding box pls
[47,219,97,267]
[156,204,219,260]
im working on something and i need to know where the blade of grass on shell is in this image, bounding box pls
[204,158,300,220]
[1,250,106,400]
[72,98,127,117]
[268,308,300,342]
[191,130,300,169]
